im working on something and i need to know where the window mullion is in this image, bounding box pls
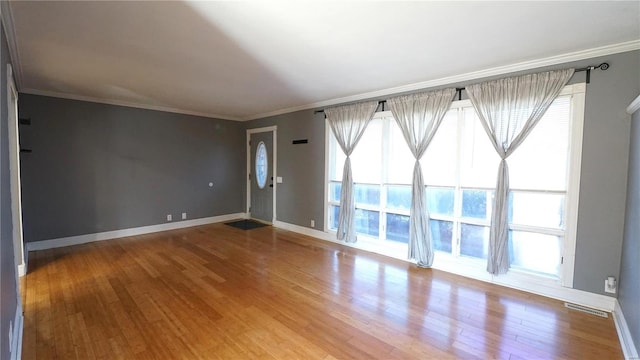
[380,117,390,241]
[452,106,464,256]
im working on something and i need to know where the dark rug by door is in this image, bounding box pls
[224,219,269,230]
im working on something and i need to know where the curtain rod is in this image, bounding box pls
[315,63,609,113]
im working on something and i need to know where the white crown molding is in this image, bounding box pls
[20,88,242,122]
[627,95,640,115]
[243,40,640,121]
[25,212,247,252]
[8,36,639,122]
[0,1,23,90]
[614,300,640,360]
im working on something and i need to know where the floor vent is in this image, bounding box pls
[564,302,608,318]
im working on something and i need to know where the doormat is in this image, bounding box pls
[225,219,269,230]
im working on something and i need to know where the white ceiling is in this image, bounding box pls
[5,1,640,121]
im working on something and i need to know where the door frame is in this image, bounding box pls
[246,126,277,223]
[7,64,25,276]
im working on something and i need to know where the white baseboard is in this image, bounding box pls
[614,300,640,360]
[272,219,617,312]
[10,303,23,360]
[25,212,247,252]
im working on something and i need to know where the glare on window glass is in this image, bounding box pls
[462,189,492,219]
[430,220,453,253]
[386,214,409,243]
[386,185,411,211]
[329,131,346,182]
[461,108,499,188]
[354,184,380,207]
[387,119,413,184]
[351,119,382,184]
[329,182,341,202]
[354,209,379,237]
[426,187,454,216]
[508,96,570,191]
[509,231,561,276]
[422,111,457,186]
[330,205,340,230]
[460,224,489,259]
[509,192,564,229]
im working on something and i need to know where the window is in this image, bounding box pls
[256,141,268,189]
[326,84,585,283]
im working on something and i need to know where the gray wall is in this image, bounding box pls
[620,106,640,352]
[0,23,19,360]
[18,95,246,242]
[246,50,640,297]
[571,52,639,295]
[246,110,326,230]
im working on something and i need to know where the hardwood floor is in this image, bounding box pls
[21,222,623,359]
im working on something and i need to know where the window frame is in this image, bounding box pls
[324,83,586,290]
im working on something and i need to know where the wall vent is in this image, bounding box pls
[564,302,608,318]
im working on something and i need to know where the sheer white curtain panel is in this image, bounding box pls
[466,68,574,274]
[388,88,456,267]
[325,101,378,243]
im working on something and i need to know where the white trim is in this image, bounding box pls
[7,64,25,276]
[562,83,586,287]
[627,95,640,115]
[10,303,23,360]
[20,88,242,121]
[243,40,640,121]
[323,118,330,232]
[246,126,277,223]
[0,1,23,89]
[25,213,246,251]
[614,300,640,360]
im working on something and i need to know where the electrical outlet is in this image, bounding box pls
[182,212,187,220]
[605,277,617,294]
[310,220,315,227]
[167,214,172,221]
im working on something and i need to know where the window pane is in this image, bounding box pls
[509,96,570,191]
[351,119,382,183]
[460,224,489,259]
[354,184,380,207]
[461,108,500,188]
[422,111,457,186]
[430,220,452,253]
[328,131,346,181]
[462,189,492,219]
[329,182,341,202]
[427,187,454,216]
[386,185,411,211]
[387,119,413,184]
[355,209,379,237]
[386,213,409,243]
[509,231,561,276]
[509,192,564,229]
[329,205,340,230]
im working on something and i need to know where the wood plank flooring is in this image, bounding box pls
[21,222,623,359]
